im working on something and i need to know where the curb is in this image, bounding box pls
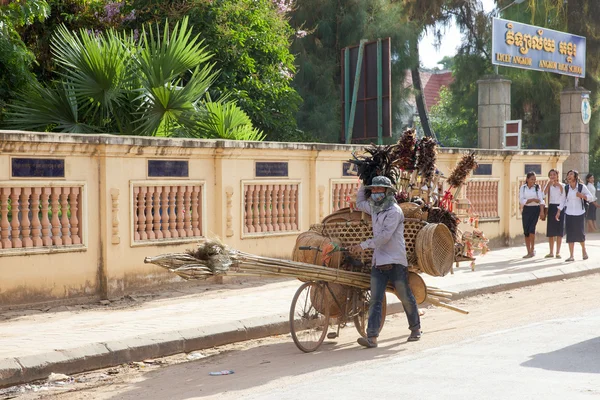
[2,265,599,388]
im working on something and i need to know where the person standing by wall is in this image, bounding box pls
[563,170,594,262]
[543,169,565,258]
[350,176,421,348]
[519,172,545,258]
[585,174,598,233]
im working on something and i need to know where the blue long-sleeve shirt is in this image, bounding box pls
[354,186,408,267]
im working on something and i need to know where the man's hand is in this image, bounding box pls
[349,244,364,257]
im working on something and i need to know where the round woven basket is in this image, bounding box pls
[321,207,368,224]
[310,282,348,317]
[415,223,455,277]
[292,231,343,268]
[408,272,427,305]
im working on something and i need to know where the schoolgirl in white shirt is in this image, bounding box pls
[562,170,594,262]
[543,169,566,258]
[519,171,545,258]
[584,173,598,232]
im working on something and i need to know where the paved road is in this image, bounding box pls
[17,274,599,400]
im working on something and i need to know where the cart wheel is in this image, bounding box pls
[289,282,330,353]
[354,291,386,338]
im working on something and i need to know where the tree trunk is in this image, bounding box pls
[410,41,434,138]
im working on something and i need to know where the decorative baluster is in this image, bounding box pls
[225,187,234,237]
[41,188,52,246]
[259,185,267,232]
[145,187,155,240]
[18,188,32,248]
[266,185,274,232]
[272,185,279,231]
[196,186,203,236]
[50,187,61,246]
[493,182,499,217]
[161,187,171,239]
[283,184,292,231]
[30,188,43,247]
[482,182,488,217]
[60,187,72,245]
[290,185,298,230]
[278,184,285,231]
[138,187,147,240]
[153,187,163,239]
[333,184,341,212]
[9,188,22,248]
[169,186,178,238]
[70,187,81,244]
[184,186,193,237]
[109,188,118,245]
[1,188,11,249]
[318,185,325,222]
[252,184,260,232]
[133,187,141,241]
[176,186,185,237]
[191,187,201,236]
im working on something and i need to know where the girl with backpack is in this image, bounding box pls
[543,169,566,258]
[519,171,545,258]
[563,170,594,262]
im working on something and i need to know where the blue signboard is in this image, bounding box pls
[492,18,586,78]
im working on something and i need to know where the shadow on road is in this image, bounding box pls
[521,336,600,374]
[104,335,412,400]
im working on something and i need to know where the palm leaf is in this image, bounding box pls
[194,100,265,141]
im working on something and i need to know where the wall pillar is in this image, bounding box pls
[560,87,590,176]
[477,76,512,149]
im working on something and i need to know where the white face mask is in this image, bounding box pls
[371,193,385,202]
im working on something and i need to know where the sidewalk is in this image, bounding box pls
[2,234,600,387]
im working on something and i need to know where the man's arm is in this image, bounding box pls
[360,210,401,250]
[354,185,371,215]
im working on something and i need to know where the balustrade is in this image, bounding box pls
[0,185,84,250]
[466,180,500,218]
[132,184,204,242]
[243,182,300,235]
[332,182,360,212]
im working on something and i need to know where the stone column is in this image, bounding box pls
[560,87,590,176]
[477,76,512,149]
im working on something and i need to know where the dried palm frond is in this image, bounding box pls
[393,128,418,171]
[427,207,459,240]
[348,144,400,186]
[416,136,437,183]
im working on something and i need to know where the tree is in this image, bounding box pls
[6,17,264,140]
[0,0,50,121]
[430,86,477,147]
[289,0,416,143]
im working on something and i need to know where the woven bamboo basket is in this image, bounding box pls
[399,202,423,219]
[309,218,427,270]
[321,207,367,224]
[416,223,455,277]
[408,271,427,304]
[310,282,349,317]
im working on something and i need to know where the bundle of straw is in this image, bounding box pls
[144,240,468,314]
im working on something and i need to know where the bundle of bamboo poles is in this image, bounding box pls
[144,241,468,314]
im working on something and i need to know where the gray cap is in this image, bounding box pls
[365,176,396,192]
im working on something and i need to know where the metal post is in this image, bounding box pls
[344,49,350,143]
[377,38,383,145]
[347,39,366,144]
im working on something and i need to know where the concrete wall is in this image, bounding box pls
[0,131,568,305]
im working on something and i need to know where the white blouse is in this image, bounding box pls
[546,183,566,206]
[586,183,597,203]
[563,183,594,216]
[519,184,545,207]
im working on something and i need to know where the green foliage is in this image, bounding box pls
[6,17,260,140]
[290,0,416,143]
[429,86,477,147]
[0,0,50,121]
[130,0,301,141]
[195,101,266,141]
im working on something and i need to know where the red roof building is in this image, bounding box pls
[404,70,454,111]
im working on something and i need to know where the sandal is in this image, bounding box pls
[407,330,422,342]
[565,257,575,262]
[357,337,378,348]
[555,254,561,259]
[544,253,554,258]
[522,253,533,259]
[583,253,589,260]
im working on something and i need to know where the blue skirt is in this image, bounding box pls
[546,204,565,237]
[522,206,540,236]
[566,214,585,243]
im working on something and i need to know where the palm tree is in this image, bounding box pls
[6,17,264,140]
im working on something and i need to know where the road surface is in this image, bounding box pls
[6,274,600,400]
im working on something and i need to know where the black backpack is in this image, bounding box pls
[565,183,589,212]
